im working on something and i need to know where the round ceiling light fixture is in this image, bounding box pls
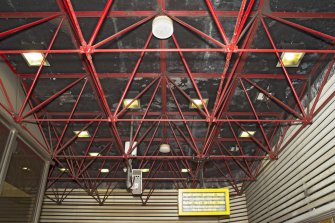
[159,143,171,153]
[152,15,174,39]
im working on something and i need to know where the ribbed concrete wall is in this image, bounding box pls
[40,188,248,223]
[245,74,335,223]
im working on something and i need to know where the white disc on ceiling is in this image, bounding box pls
[152,16,174,39]
[159,144,171,153]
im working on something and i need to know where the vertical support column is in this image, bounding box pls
[0,128,17,191]
[32,161,51,223]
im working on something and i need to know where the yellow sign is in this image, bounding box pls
[178,188,230,216]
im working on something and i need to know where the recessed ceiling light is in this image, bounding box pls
[22,167,30,171]
[190,99,209,109]
[152,15,174,39]
[100,168,110,173]
[123,99,141,109]
[159,144,171,153]
[123,91,141,109]
[89,152,100,157]
[22,52,50,67]
[74,130,91,138]
[59,167,69,172]
[276,52,305,67]
[190,91,209,109]
[141,169,150,173]
[239,131,256,138]
[181,169,190,173]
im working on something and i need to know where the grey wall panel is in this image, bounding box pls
[40,188,249,223]
[245,75,335,223]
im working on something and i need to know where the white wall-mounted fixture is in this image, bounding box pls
[131,169,142,195]
[125,141,137,156]
[159,143,171,153]
[152,15,174,39]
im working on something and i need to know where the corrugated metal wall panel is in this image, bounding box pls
[245,75,335,223]
[40,188,248,223]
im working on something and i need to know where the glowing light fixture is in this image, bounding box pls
[239,131,256,138]
[190,91,209,109]
[100,168,110,173]
[123,91,141,109]
[141,169,150,173]
[22,52,50,66]
[59,167,69,172]
[22,167,30,171]
[181,169,190,173]
[89,152,100,157]
[152,15,174,39]
[277,52,305,67]
[159,144,171,153]
[74,130,91,138]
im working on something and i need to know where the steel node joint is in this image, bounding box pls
[269,155,278,160]
[13,115,22,124]
[304,116,313,125]
[80,45,95,54]
[227,44,238,53]
[109,116,118,123]
[206,116,217,123]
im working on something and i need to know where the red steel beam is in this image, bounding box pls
[93,15,156,49]
[42,111,284,117]
[264,13,335,43]
[24,118,304,123]
[48,177,255,181]
[2,11,335,19]
[167,13,225,48]
[2,48,335,54]
[87,0,114,46]
[15,72,309,79]
[0,14,61,37]
[172,35,211,117]
[113,33,153,116]
[167,81,200,154]
[204,0,229,44]
[17,17,64,119]
[260,17,307,119]
[22,76,86,119]
[126,79,162,155]
[240,78,273,155]
[56,155,267,160]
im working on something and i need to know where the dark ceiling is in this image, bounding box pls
[0,0,334,200]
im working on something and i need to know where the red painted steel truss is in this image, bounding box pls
[0,0,334,203]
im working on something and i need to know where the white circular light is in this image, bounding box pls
[152,16,174,39]
[159,144,171,153]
